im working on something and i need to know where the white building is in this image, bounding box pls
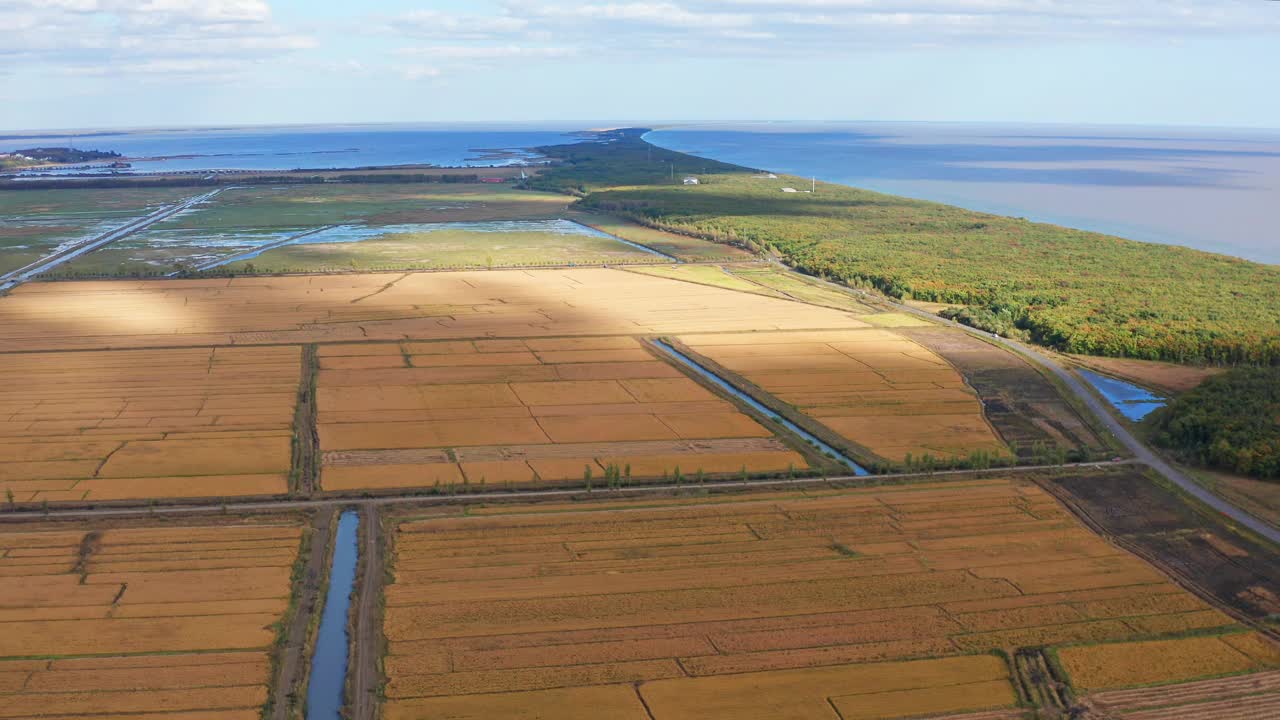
[682,176,700,185]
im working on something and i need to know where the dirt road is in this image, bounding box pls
[271,508,335,720]
[349,504,382,720]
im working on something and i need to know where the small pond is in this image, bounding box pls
[1078,368,1167,421]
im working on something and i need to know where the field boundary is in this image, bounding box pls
[348,504,384,720]
[0,461,1137,521]
[292,344,321,496]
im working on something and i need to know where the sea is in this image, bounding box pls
[0,124,582,173]
[4,122,1276,264]
[646,123,1280,265]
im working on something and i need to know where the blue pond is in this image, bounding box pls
[1078,368,1167,421]
[306,511,359,720]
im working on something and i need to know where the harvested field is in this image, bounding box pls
[1057,633,1279,691]
[902,328,1105,459]
[0,346,299,503]
[316,337,810,491]
[1044,467,1280,621]
[1082,668,1280,717]
[677,329,1007,464]
[379,477,1269,718]
[0,520,301,719]
[0,269,871,353]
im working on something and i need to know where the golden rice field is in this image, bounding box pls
[0,269,872,353]
[318,336,810,491]
[678,330,1008,463]
[0,520,302,719]
[0,346,299,503]
[379,478,1275,719]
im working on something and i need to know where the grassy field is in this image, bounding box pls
[46,183,578,275]
[155,183,572,229]
[571,213,753,261]
[532,130,1280,365]
[0,187,193,274]
[221,225,671,273]
[624,264,785,296]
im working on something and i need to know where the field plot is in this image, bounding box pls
[0,187,193,274]
[623,264,786,297]
[726,266,883,314]
[0,268,871,352]
[317,336,810,491]
[572,214,753,261]
[677,329,1007,463]
[1081,668,1280,718]
[379,477,1271,719]
[0,520,301,719]
[220,218,671,273]
[53,183,575,274]
[0,346,299,503]
[903,328,1105,459]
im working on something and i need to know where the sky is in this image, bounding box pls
[2,0,1279,132]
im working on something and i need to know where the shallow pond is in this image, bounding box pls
[1078,368,1167,421]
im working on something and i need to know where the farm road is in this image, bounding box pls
[0,460,1137,523]
[350,504,382,720]
[271,507,335,720]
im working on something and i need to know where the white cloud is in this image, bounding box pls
[376,0,1280,66]
[400,64,442,81]
[396,10,529,39]
[398,45,577,61]
[2,0,315,80]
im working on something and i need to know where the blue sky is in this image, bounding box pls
[2,0,1278,131]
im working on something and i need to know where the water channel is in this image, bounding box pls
[306,511,359,720]
[653,340,870,475]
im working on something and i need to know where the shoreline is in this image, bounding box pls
[642,126,1280,266]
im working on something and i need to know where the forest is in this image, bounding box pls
[533,131,1280,365]
[1147,367,1280,480]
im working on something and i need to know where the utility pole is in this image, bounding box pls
[670,162,674,182]
[811,176,816,193]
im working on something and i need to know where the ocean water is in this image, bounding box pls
[646,124,1280,264]
[0,124,581,173]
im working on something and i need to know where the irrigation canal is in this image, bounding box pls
[306,510,359,720]
[653,339,870,475]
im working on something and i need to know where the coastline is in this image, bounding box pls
[642,125,1280,266]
